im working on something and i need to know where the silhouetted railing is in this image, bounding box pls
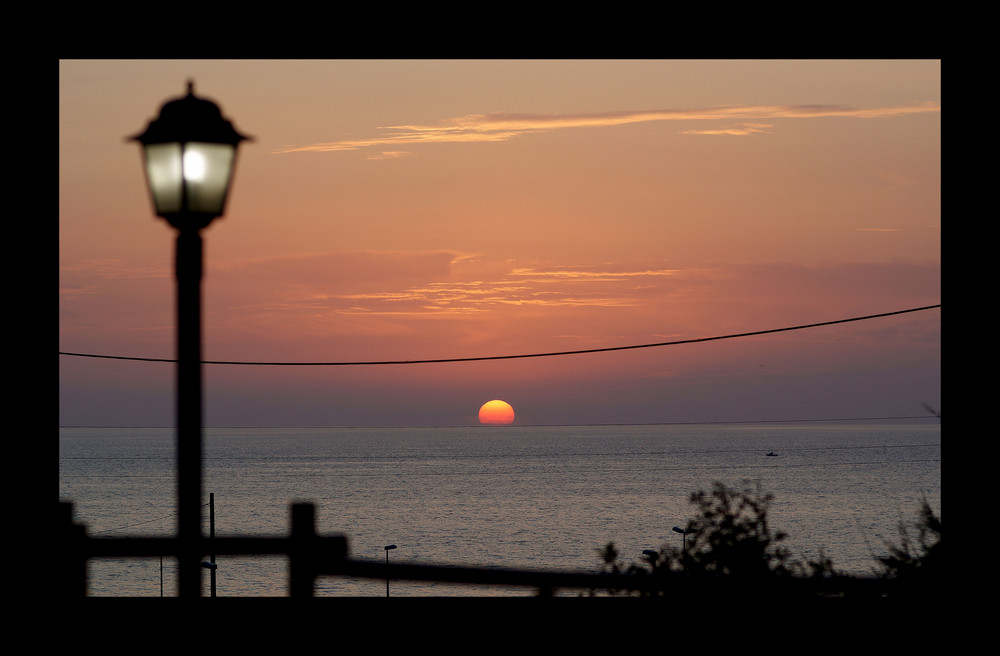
[58,500,906,599]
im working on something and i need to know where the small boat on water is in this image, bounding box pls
[766,451,778,457]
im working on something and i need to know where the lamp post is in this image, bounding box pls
[130,81,249,597]
[384,544,397,597]
[672,526,693,571]
[641,549,659,572]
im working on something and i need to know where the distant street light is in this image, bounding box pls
[130,81,249,597]
[384,544,397,597]
[672,526,694,570]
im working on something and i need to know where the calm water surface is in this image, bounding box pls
[59,422,941,597]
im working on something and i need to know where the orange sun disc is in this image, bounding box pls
[478,399,515,425]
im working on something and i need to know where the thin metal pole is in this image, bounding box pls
[384,544,396,597]
[209,492,216,597]
[176,226,204,598]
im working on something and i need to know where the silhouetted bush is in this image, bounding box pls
[595,481,840,596]
[681,481,795,577]
[595,481,941,598]
[662,481,834,577]
[875,496,941,589]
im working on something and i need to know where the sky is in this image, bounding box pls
[58,59,941,427]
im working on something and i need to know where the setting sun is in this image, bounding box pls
[479,400,515,425]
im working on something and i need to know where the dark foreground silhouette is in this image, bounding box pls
[591,480,941,599]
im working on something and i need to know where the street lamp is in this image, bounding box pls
[131,81,250,228]
[672,526,693,571]
[384,545,397,597]
[129,81,250,597]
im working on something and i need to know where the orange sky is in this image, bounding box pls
[59,60,941,426]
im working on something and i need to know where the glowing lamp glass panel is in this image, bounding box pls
[142,141,236,217]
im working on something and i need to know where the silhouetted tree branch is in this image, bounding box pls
[876,496,941,587]
[593,480,947,598]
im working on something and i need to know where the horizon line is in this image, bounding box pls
[59,415,940,430]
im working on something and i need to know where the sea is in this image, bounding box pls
[58,421,941,597]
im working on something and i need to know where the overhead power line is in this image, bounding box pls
[59,304,940,367]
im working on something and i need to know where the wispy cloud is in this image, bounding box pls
[60,258,169,280]
[327,263,682,314]
[205,253,689,322]
[273,102,940,154]
[366,151,416,160]
[508,266,680,281]
[680,122,774,136]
